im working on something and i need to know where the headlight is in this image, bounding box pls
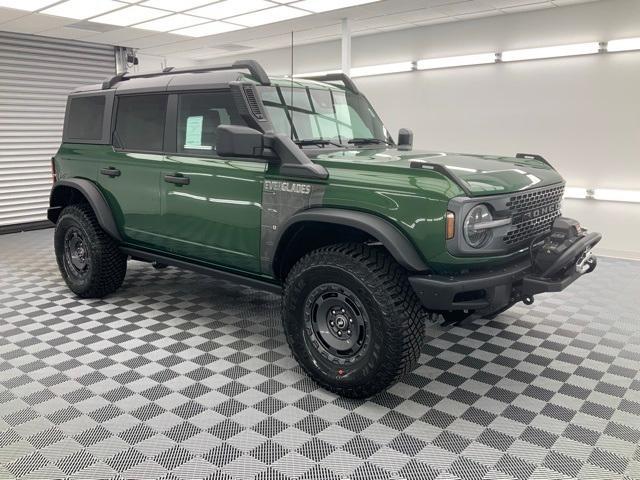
[463,204,492,248]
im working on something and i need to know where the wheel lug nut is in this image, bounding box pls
[337,331,342,336]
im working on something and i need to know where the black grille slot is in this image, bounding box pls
[243,86,264,120]
[503,185,564,245]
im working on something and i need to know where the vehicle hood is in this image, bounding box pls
[311,148,565,196]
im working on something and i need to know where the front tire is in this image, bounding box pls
[282,243,425,398]
[54,204,127,298]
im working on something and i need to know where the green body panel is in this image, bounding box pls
[310,148,562,273]
[161,154,265,272]
[56,140,564,278]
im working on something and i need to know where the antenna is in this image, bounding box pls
[290,30,294,140]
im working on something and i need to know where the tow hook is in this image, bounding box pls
[523,296,534,305]
[576,249,596,275]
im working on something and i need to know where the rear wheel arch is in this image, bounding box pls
[49,179,121,242]
[272,208,429,280]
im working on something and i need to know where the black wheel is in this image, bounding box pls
[54,204,127,298]
[282,243,425,398]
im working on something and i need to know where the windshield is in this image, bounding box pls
[258,85,391,147]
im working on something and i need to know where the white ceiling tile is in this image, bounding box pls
[0,11,72,32]
[140,0,212,10]
[82,26,157,42]
[434,0,498,16]
[502,1,555,11]
[0,0,58,11]
[487,0,547,7]
[172,20,245,37]
[552,0,598,4]
[135,13,208,31]
[42,0,126,20]
[293,0,381,13]
[118,30,184,47]
[34,25,98,39]
[91,5,169,26]
[188,0,273,20]
[0,7,31,23]
[231,5,310,27]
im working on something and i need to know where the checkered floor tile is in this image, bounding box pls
[0,229,639,480]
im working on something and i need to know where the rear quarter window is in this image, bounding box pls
[65,95,106,141]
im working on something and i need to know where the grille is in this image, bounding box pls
[503,185,564,245]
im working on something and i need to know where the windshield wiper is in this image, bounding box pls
[348,137,391,145]
[294,139,345,148]
[349,138,391,145]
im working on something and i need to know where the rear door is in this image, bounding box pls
[159,90,266,273]
[96,93,167,247]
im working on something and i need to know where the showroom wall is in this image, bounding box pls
[188,0,640,259]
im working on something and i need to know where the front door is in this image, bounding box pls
[96,93,167,248]
[160,91,266,273]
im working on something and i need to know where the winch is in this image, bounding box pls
[531,217,599,280]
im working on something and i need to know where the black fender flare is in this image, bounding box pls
[274,208,429,273]
[48,178,122,242]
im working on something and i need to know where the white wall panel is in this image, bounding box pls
[0,31,115,227]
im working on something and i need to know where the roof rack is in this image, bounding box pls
[101,59,270,90]
[298,73,359,93]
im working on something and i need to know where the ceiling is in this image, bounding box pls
[0,0,600,61]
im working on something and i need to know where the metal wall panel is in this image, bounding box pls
[0,31,115,227]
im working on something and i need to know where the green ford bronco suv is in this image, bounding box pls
[48,60,601,398]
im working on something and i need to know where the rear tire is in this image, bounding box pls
[282,243,425,398]
[54,204,127,298]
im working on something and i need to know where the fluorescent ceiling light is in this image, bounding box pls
[417,53,496,70]
[140,0,212,10]
[294,69,342,77]
[592,189,640,203]
[91,5,168,26]
[135,13,207,31]
[501,42,600,62]
[350,62,414,78]
[42,0,124,19]
[172,21,244,37]
[232,5,310,27]
[563,187,588,199]
[0,0,59,11]
[294,0,380,13]
[607,37,640,52]
[189,0,273,20]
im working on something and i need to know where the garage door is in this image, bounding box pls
[0,31,115,230]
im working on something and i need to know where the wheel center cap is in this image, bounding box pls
[335,316,346,328]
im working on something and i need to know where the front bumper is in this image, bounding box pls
[409,231,601,316]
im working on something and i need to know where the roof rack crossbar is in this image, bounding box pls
[298,73,359,93]
[101,59,270,90]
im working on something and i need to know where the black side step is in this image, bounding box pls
[120,247,282,295]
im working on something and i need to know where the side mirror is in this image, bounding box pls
[397,128,413,151]
[216,125,268,158]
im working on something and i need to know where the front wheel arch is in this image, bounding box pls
[272,208,429,280]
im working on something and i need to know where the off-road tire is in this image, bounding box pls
[282,243,425,398]
[54,204,127,298]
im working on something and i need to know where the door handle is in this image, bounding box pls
[100,167,121,177]
[164,174,190,186]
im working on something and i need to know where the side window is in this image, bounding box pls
[177,92,245,154]
[114,94,167,152]
[66,95,106,141]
